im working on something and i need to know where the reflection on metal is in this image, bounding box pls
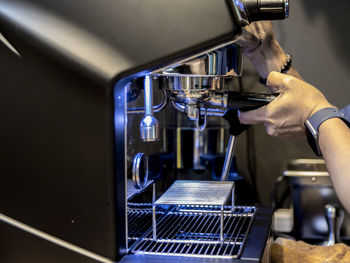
[155,181,234,206]
[154,44,242,77]
[172,125,229,171]
[323,205,344,246]
[0,33,21,57]
[132,153,149,189]
[196,108,207,131]
[236,0,289,23]
[0,212,113,263]
[221,135,237,181]
[176,127,182,169]
[132,206,256,259]
[193,129,205,170]
[151,43,242,77]
[153,181,234,242]
[157,44,241,123]
[171,101,225,117]
[184,104,200,121]
[140,75,159,142]
[164,76,223,105]
[286,159,326,170]
[219,128,225,153]
[127,90,168,114]
[283,171,329,177]
[127,179,154,200]
[182,104,207,131]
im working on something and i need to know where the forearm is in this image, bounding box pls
[319,118,350,213]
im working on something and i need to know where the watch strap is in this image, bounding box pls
[305,107,350,156]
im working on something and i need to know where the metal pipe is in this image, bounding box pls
[152,204,157,240]
[220,135,237,181]
[127,90,168,114]
[152,183,156,204]
[220,206,224,242]
[140,75,159,142]
[144,75,153,115]
[171,101,225,117]
[231,183,235,211]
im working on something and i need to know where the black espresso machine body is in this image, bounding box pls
[0,0,283,262]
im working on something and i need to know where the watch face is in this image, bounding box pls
[305,107,350,157]
[305,127,322,157]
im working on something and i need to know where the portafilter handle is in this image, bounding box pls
[323,204,344,246]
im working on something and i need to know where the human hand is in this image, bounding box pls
[238,72,334,138]
[236,21,288,79]
[236,21,274,57]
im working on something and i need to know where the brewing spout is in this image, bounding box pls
[140,75,159,142]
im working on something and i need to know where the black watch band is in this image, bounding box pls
[305,107,350,156]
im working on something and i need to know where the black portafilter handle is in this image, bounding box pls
[243,0,289,22]
[223,109,249,136]
[223,92,277,136]
[223,107,262,136]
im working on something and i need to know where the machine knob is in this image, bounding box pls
[243,0,289,22]
[323,204,344,246]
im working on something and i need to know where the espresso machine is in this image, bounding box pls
[0,0,288,262]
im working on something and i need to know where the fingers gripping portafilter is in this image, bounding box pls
[139,0,289,139]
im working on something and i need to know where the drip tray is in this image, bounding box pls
[131,206,256,259]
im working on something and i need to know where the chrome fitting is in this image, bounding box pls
[140,75,159,142]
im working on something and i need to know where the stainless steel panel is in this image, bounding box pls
[154,180,234,206]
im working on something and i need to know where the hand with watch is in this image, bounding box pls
[306,107,350,156]
[237,22,350,213]
[238,72,349,148]
[236,22,350,156]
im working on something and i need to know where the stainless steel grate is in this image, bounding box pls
[127,203,164,247]
[132,206,256,259]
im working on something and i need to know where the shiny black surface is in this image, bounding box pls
[0,0,240,83]
[0,220,100,263]
[0,35,119,259]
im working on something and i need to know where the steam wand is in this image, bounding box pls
[140,75,159,142]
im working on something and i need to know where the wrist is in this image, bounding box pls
[246,40,287,79]
[305,107,349,156]
[309,102,336,119]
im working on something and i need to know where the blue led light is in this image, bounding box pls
[234,0,246,13]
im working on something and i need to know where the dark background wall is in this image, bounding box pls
[235,0,350,205]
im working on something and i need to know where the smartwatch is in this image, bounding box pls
[305,107,350,156]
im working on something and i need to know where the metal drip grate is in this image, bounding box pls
[127,203,164,247]
[132,206,256,259]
